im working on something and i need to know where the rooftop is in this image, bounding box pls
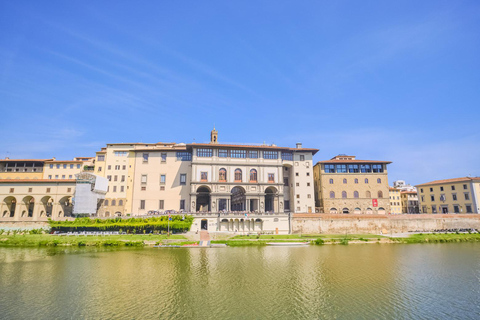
[187,143,319,154]
[416,177,480,187]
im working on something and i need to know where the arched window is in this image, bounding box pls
[354,191,359,198]
[111,200,116,206]
[219,168,227,182]
[234,169,242,182]
[330,191,335,198]
[104,200,109,206]
[329,179,334,184]
[366,191,371,198]
[342,191,347,199]
[378,191,383,198]
[377,178,381,183]
[343,178,347,184]
[365,178,369,184]
[354,178,358,184]
[250,169,257,182]
[119,200,123,206]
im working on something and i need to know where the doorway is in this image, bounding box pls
[201,219,208,230]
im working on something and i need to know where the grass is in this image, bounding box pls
[230,234,386,240]
[393,233,480,244]
[0,234,187,247]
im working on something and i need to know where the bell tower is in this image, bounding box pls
[210,126,218,144]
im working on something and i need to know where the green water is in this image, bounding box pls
[1,244,479,319]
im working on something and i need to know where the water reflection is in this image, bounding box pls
[1,244,479,319]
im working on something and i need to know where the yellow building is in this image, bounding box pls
[416,177,480,214]
[314,155,391,214]
[389,187,402,214]
[400,191,419,214]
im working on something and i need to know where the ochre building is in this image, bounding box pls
[314,155,391,214]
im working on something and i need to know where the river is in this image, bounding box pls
[1,243,479,319]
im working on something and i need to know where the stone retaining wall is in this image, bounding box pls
[292,214,480,234]
[0,221,50,230]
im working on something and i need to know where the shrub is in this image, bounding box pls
[314,238,324,245]
[340,238,349,245]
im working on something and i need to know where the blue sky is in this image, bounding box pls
[0,0,479,185]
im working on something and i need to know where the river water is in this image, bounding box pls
[1,243,480,319]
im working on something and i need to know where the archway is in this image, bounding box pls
[22,196,35,218]
[41,196,53,217]
[265,187,277,212]
[366,208,373,215]
[231,186,246,211]
[59,196,73,217]
[196,186,211,212]
[255,218,263,231]
[3,196,17,217]
[330,208,338,214]
[378,207,386,215]
[201,219,208,230]
[354,207,361,214]
[342,208,349,214]
[220,219,229,231]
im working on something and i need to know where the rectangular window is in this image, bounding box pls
[159,200,164,210]
[296,182,299,187]
[451,185,455,190]
[284,178,289,186]
[161,153,167,162]
[360,164,371,173]
[9,188,14,193]
[49,164,53,169]
[281,152,293,161]
[348,164,359,173]
[28,188,32,193]
[160,174,166,185]
[440,186,444,191]
[307,194,311,198]
[454,205,460,213]
[296,194,300,199]
[197,148,213,157]
[201,172,208,181]
[98,155,105,161]
[143,153,149,162]
[452,194,457,201]
[324,164,335,173]
[180,174,186,185]
[180,200,185,210]
[466,205,472,213]
[77,164,81,169]
[263,151,278,159]
[430,188,433,192]
[335,164,347,173]
[465,193,470,200]
[48,175,52,179]
[141,175,147,184]
[67,188,71,193]
[115,165,120,170]
[98,166,102,172]
[108,165,111,170]
[300,155,305,161]
[268,173,275,183]
[140,200,145,210]
[55,175,59,179]
[160,186,165,191]
[70,164,74,169]
[63,164,67,169]
[46,188,50,193]
[114,175,118,181]
[372,164,383,173]
[114,151,128,156]
[141,186,146,191]
[176,152,192,161]
[421,196,424,202]
[107,175,111,181]
[247,150,258,158]
[122,165,126,170]
[463,184,467,190]
[431,195,435,201]
[121,175,125,182]
[113,186,117,192]
[231,149,246,158]
[68,175,72,179]
[218,149,229,158]
[56,164,60,169]
[432,205,437,213]
[120,186,124,192]
[285,200,290,210]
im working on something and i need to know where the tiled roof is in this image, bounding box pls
[316,159,392,164]
[45,160,83,163]
[0,179,76,183]
[401,191,417,194]
[0,159,52,162]
[416,177,480,187]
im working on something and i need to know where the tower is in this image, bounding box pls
[210,127,218,144]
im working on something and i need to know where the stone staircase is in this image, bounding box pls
[199,230,211,247]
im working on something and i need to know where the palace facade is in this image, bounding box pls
[313,155,391,214]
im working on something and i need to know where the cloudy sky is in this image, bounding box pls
[1,1,479,185]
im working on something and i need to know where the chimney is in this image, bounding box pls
[5,157,9,160]
[296,142,302,149]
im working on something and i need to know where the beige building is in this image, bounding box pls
[416,177,480,214]
[401,191,419,214]
[0,157,92,221]
[389,187,402,214]
[314,155,391,214]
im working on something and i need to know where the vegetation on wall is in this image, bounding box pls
[48,216,194,233]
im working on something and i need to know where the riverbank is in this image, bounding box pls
[3,232,480,247]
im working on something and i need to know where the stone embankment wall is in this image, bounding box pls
[0,221,50,230]
[292,214,480,234]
